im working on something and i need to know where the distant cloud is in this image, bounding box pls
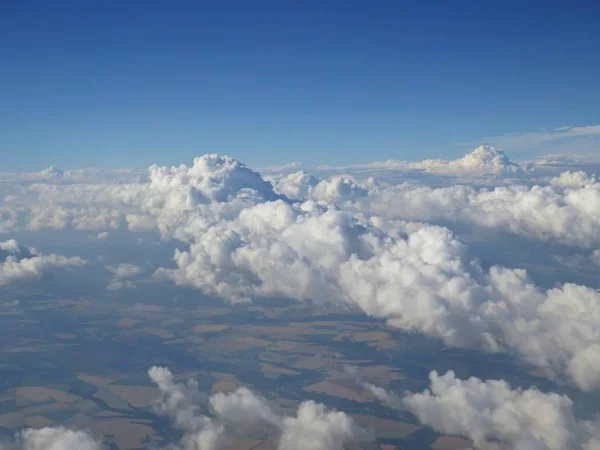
[0,239,86,286]
[257,161,302,174]
[106,263,142,290]
[315,145,525,177]
[471,124,600,154]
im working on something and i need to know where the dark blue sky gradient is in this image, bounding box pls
[1,1,599,169]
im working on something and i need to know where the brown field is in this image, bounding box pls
[67,413,157,450]
[71,398,99,413]
[194,307,234,317]
[138,327,175,339]
[247,306,281,319]
[292,356,335,370]
[122,304,164,312]
[77,373,121,386]
[171,371,206,382]
[16,386,81,405]
[20,402,73,417]
[25,415,54,427]
[267,340,334,356]
[191,323,230,333]
[351,330,389,342]
[201,336,271,353]
[351,414,421,439]
[0,412,25,428]
[260,363,300,377]
[106,385,159,408]
[258,351,292,365]
[241,324,308,337]
[93,387,132,410]
[303,381,368,403]
[211,380,238,393]
[7,343,66,353]
[116,318,138,328]
[356,365,404,385]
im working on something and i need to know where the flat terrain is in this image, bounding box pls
[0,286,560,449]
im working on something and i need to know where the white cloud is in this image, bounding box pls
[0,240,85,286]
[0,166,145,185]
[278,401,362,450]
[3,150,600,250]
[2,154,600,391]
[361,383,404,411]
[269,172,374,203]
[106,263,142,290]
[355,171,600,248]
[402,371,600,450]
[149,366,363,450]
[0,427,103,450]
[152,196,600,390]
[210,387,280,426]
[316,145,525,177]
[257,161,303,174]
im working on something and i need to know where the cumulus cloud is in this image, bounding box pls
[316,146,525,177]
[353,170,600,248]
[149,366,363,450]
[151,189,600,390]
[269,172,375,203]
[3,150,600,250]
[0,240,85,286]
[0,166,145,185]
[402,371,600,450]
[2,154,600,390]
[0,427,103,450]
[106,263,143,290]
[278,401,361,450]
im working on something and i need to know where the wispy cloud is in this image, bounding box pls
[467,124,600,153]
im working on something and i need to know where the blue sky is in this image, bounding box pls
[1,1,599,170]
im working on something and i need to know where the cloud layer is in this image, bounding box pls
[1,152,599,391]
